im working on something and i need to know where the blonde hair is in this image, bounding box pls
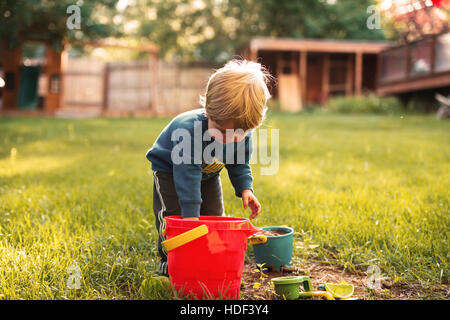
[199,59,273,131]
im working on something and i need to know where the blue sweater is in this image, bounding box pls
[146,108,253,218]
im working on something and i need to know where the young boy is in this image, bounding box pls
[146,59,272,276]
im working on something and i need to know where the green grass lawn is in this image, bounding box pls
[0,112,448,299]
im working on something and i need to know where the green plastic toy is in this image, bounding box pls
[271,276,312,300]
[271,276,335,300]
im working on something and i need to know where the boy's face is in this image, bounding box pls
[207,118,247,144]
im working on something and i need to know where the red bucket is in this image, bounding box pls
[163,216,260,300]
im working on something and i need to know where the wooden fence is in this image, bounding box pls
[156,61,212,114]
[61,58,212,116]
[107,60,154,111]
[64,58,105,110]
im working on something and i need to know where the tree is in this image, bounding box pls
[1,0,392,62]
[130,0,386,64]
[379,0,450,43]
[0,0,121,50]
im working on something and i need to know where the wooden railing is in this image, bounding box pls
[379,31,450,85]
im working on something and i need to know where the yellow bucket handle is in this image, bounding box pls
[248,234,267,245]
[162,224,209,252]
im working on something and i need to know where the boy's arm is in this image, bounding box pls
[171,121,203,219]
[225,134,253,197]
[226,134,261,219]
[173,163,203,218]
[226,163,253,197]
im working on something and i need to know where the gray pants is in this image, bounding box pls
[152,170,224,275]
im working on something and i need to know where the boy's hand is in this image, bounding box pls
[182,217,199,220]
[241,189,261,220]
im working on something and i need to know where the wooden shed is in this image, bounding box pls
[240,38,392,111]
[0,38,159,116]
[0,40,67,113]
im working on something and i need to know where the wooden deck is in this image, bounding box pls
[377,32,450,95]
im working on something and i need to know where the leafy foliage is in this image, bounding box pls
[326,94,404,114]
[1,0,388,61]
[130,0,386,64]
[0,0,121,50]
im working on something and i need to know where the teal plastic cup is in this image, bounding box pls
[251,226,294,272]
